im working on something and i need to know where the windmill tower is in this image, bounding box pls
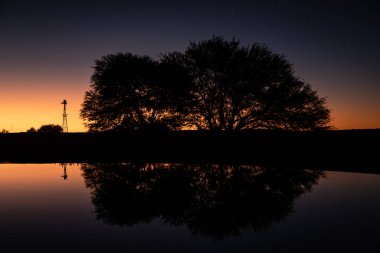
[61,99,68,133]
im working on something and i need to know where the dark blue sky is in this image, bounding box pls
[0,0,379,130]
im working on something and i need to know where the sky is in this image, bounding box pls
[0,0,379,132]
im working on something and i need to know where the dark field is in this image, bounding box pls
[0,130,379,172]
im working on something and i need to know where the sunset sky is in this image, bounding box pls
[0,0,379,132]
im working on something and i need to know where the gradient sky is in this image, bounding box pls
[0,0,379,132]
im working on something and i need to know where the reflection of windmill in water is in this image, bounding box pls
[61,163,68,180]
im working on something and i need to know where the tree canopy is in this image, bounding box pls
[36,124,63,134]
[81,36,331,131]
[81,53,186,131]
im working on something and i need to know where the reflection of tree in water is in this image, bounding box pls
[81,163,324,239]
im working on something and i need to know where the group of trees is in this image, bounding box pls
[27,124,63,134]
[0,125,63,134]
[81,36,331,132]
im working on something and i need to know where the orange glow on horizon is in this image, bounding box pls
[326,97,380,130]
[0,79,379,132]
[0,82,88,132]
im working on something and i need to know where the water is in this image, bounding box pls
[0,163,379,252]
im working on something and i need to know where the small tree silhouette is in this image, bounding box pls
[37,124,63,134]
[26,127,37,133]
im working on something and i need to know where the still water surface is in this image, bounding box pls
[0,163,379,252]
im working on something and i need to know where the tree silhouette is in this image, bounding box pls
[163,36,331,130]
[37,124,63,133]
[0,129,9,134]
[26,127,37,133]
[81,36,331,131]
[81,53,184,131]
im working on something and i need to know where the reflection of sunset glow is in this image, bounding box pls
[0,164,84,189]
